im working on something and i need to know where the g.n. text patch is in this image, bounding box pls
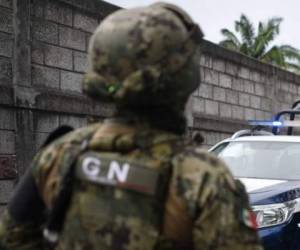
[76,153,160,196]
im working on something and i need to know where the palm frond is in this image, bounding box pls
[220,29,241,47]
[219,15,300,72]
[253,17,283,58]
[261,46,286,67]
[267,17,283,34]
[235,14,255,48]
[240,43,250,55]
[279,45,300,62]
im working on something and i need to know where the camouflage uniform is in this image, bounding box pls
[0,3,263,250]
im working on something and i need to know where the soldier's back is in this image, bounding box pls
[33,121,262,250]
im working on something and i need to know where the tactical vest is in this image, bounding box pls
[47,123,185,250]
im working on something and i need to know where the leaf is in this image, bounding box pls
[219,14,300,74]
[220,29,241,47]
[261,46,286,67]
[235,14,255,48]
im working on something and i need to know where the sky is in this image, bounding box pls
[107,0,300,49]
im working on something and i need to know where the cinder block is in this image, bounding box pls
[213,86,226,102]
[74,12,98,33]
[239,93,250,106]
[284,92,293,104]
[219,73,232,88]
[277,91,285,103]
[280,103,290,110]
[0,57,12,81]
[32,65,60,88]
[31,0,43,18]
[35,113,59,133]
[244,108,256,120]
[289,83,298,94]
[59,26,86,51]
[74,51,88,73]
[254,83,265,96]
[220,103,232,118]
[199,67,205,84]
[185,96,194,127]
[60,115,87,128]
[280,81,289,92]
[198,83,213,98]
[0,0,12,8]
[261,98,272,111]
[199,55,212,68]
[250,70,261,83]
[260,75,267,85]
[0,180,14,203]
[232,78,244,91]
[0,8,12,33]
[244,80,255,94]
[35,132,49,150]
[86,33,92,51]
[264,112,272,120]
[192,97,205,114]
[31,42,44,64]
[266,76,278,86]
[231,105,244,120]
[250,95,261,109]
[291,93,299,103]
[45,2,72,26]
[0,32,12,57]
[204,132,219,146]
[0,130,14,154]
[203,68,218,85]
[226,89,238,104]
[205,99,219,116]
[212,59,225,72]
[255,110,265,120]
[0,107,14,129]
[225,62,238,76]
[44,44,72,70]
[238,67,250,79]
[220,133,231,141]
[32,20,58,44]
[61,70,83,93]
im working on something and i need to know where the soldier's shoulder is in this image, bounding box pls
[54,122,102,146]
[172,146,231,175]
[31,123,102,179]
[171,146,237,213]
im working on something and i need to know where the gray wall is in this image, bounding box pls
[0,0,300,210]
[0,0,119,212]
[187,40,300,148]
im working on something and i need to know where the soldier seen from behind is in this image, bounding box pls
[0,3,263,250]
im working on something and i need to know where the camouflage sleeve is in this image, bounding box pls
[0,125,98,250]
[0,209,44,250]
[171,149,263,250]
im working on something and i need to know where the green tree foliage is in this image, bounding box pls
[220,14,300,72]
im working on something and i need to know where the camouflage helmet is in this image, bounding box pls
[82,2,203,111]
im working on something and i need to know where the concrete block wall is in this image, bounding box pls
[31,0,101,93]
[0,0,15,211]
[188,40,300,148]
[0,0,119,211]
